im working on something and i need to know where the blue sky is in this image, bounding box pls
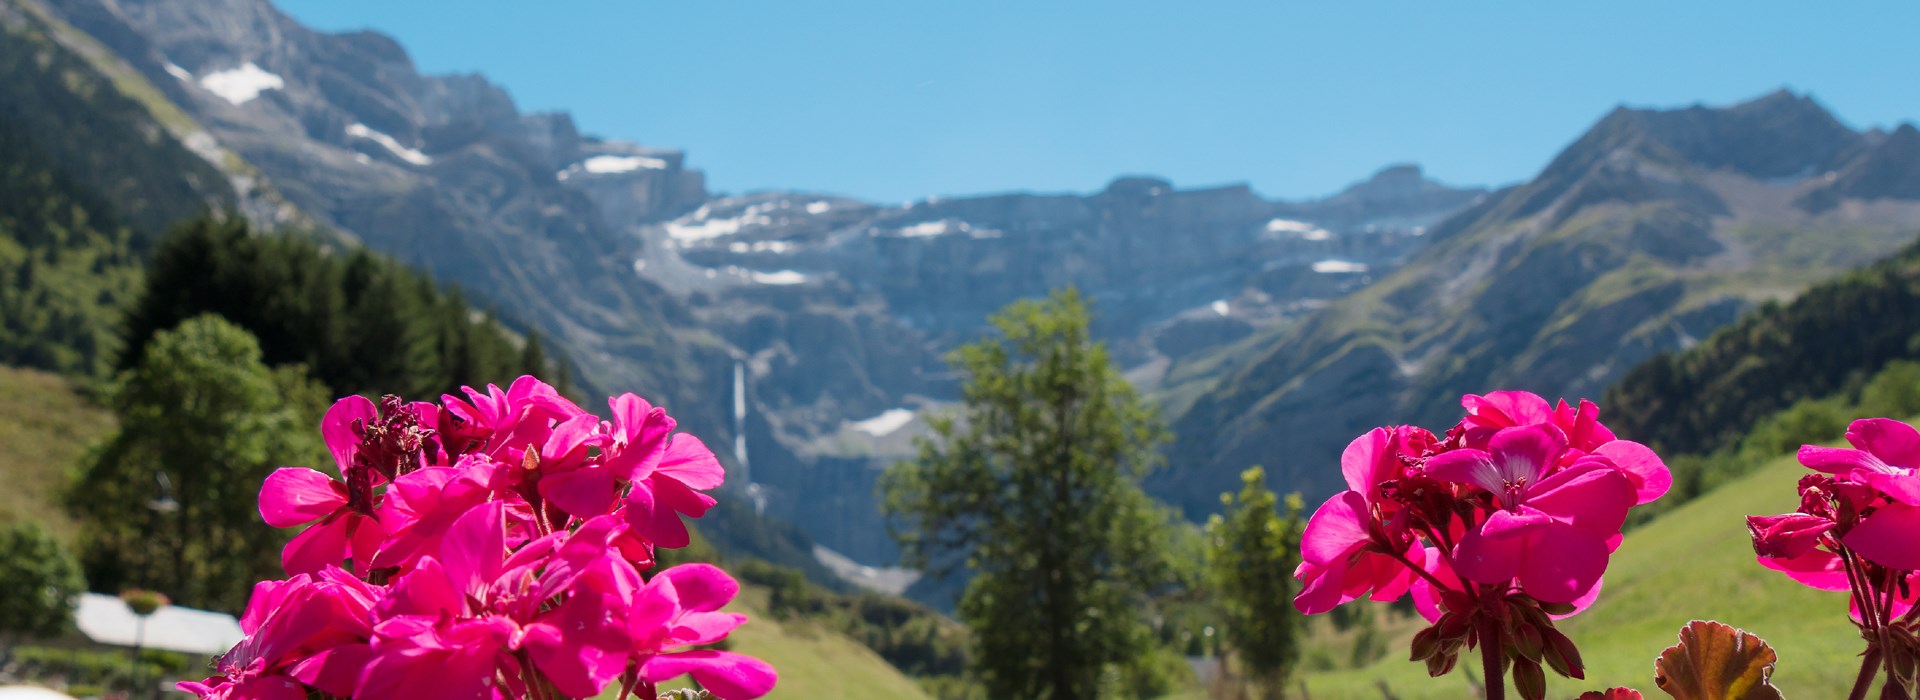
[276,1,1920,203]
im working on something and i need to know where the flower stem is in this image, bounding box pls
[1848,648,1883,700]
[1480,616,1505,700]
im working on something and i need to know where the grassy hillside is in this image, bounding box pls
[0,364,108,540]
[1300,452,1875,699]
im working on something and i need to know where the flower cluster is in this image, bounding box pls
[1296,390,1671,700]
[1749,417,1920,696]
[179,376,778,700]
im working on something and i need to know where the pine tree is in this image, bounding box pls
[881,289,1175,700]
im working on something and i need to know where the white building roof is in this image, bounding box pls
[0,687,81,700]
[73,593,243,656]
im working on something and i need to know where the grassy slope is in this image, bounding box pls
[0,364,108,541]
[1302,453,1872,699]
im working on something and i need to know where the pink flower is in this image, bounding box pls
[190,378,774,700]
[1460,390,1671,504]
[439,376,586,460]
[178,568,378,699]
[1293,493,1421,614]
[1427,425,1636,603]
[627,564,779,699]
[1797,418,1920,570]
[606,393,724,549]
[1293,428,1436,614]
[259,396,386,576]
[366,503,637,699]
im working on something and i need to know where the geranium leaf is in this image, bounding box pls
[1652,620,1784,700]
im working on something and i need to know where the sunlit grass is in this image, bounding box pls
[0,364,110,543]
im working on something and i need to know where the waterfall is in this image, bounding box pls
[733,358,749,484]
[734,357,767,515]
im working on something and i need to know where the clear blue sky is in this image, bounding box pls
[276,0,1920,203]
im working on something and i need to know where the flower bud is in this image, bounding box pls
[1512,657,1547,700]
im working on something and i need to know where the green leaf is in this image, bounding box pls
[1652,620,1785,700]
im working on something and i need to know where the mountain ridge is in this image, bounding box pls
[1164,89,1920,516]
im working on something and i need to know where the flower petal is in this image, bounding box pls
[321,395,378,475]
[1425,449,1503,495]
[1488,424,1566,485]
[282,516,352,576]
[657,434,726,491]
[641,650,779,700]
[260,467,347,528]
[1592,440,1671,504]
[1451,518,1529,586]
[1299,491,1372,565]
[1843,503,1920,570]
[1527,464,1635,535]
[1847,418,1920,469]
[1798,446,1883,475]
[1516,524,1610,603]
[657,563,741,613]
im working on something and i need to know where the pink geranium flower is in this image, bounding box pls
[1797,418,1920,569]
[626,564,778,699]
[191,377,775,700]
[259,396,386,575]
[1426,425,1636,603]
[605,393,725,549]
[1294,428,1427,614]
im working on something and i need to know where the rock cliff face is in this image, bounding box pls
[1166,91,1920,517]
[616,167,1483,562]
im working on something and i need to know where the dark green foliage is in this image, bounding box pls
[1204,467,1305,695]
[122,217,555,399]
[1634,360,1920,519]
[881,289,1179,700]
[1606,239,1920,459]
[10,645,189,695]
[68,315,328,612]
[0,522,84,646]
[0,105,141,378]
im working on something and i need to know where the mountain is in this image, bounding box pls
[1166,90,1920,515]
[26,0,1493,573]
[31,0,730,438]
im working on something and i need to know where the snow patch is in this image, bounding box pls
[750,270,808,285]
[892,218,998,239]
[583,155,668,173]
[849,408,914,437]
[198,62,284,105]
[346,124,432,166]
[805,201,832,215]
[1210,300,1230,316]
[1266,218,1332,241]
[1311,259,1370,274]
[728,241,794,254]
[163,62,192,81]
[666,203,779,244]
